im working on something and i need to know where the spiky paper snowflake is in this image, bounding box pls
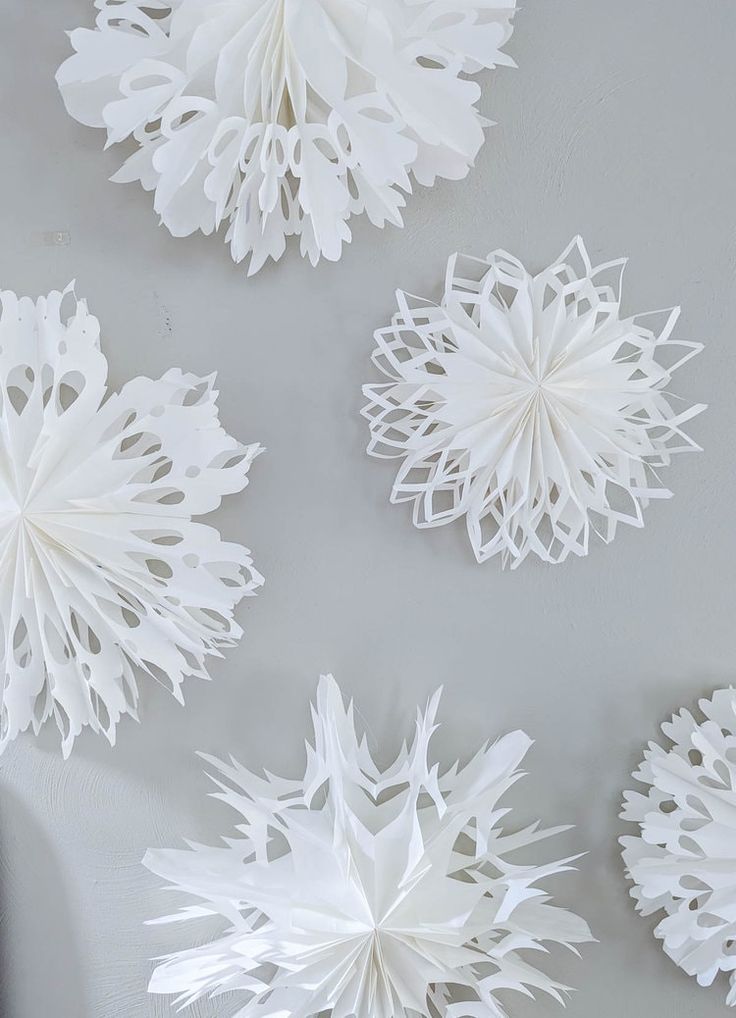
[145,673,592,1017]
[0,285,262,756]
[362,237,705,567]
[56,0,516,275]
[621,688,736,1005]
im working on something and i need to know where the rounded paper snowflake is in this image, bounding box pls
[56,0,517,275]
[362,237,705,567]
[0,285,262,756]
[621,688,736,1005]
[145,673,592,1018]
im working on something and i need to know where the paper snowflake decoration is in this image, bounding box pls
[56,0,517,275]
[0,284,262,756]
[362,237,705,567]
[621,688,736,1005]
[145,673,592,1018]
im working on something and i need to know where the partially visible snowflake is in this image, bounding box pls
[0,285,262,756]
[145,673,592,1018]
[362,237,705,567]
[621,688,736,1005]
[56,0,517,274]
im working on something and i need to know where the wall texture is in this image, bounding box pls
[1,2,735,1015]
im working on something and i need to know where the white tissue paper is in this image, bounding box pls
[0,285,262,756]
[56,0,517,274]
[145,673,592,1017]
[621,688,736,1005]
[363,237,705,567]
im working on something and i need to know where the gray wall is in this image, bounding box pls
[1,2,735,1015]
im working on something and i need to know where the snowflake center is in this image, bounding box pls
[522,371,551,400]
[11,501,46,525]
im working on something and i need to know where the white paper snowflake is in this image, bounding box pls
[145,673,592,1017]
[362,237,705,567]
[621,688,736,1005]
[0,285,262,756]
[56,0,517,275]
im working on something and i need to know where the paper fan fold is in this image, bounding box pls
[0,285,262,755]
[145,674,592,1018]
[57,0,517,274]
[363,237,705,567]
[621,688,736,1005]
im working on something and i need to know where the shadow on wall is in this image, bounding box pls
[0,786,88,1018]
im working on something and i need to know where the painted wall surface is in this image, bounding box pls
[1,2,735,1015]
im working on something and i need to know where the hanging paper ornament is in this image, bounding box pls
[362,237,705,567]
[56,0,517,275]
[145,673,592,1017]
[0,285,262,756]
[621,688,736,1005]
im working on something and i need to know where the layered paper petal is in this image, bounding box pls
[56,0,516,274]
[0,285,262,755]
[145,674,592,1017]
[362,237,705,567]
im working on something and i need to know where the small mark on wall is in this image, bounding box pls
[152,289,173,341]
[38,231,72,247]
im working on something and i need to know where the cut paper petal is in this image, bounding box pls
[0,284,262,756]
[56,0,517,274]
[362,237,705,567]
[621,688,736,1006]
[145,674,592,1017]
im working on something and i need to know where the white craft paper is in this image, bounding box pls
[56,0,517,275]
[145,674,592,1017]
[363,237,705,567]
[621,688,736,1005]
[0,285,262,756]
